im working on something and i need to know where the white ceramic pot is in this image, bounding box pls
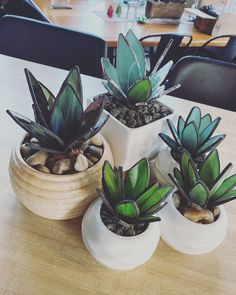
[154,147,178,185]
[9,134,113,220]
[82,198,160,270]
[159,194,228,255]
[100,96,175,170]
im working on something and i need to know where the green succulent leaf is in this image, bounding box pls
[26,142,63,154]
[199,117,221,146]
[24,68,50,128]
[62,67,83,105]
[177,116,185,141]
[211,174,236,200]
[115,200,139,218]
[134,216,161,223]
[97,188,115,215]
[188,181,209,208]
[141,201,168,216]
[101,57,119,85]
[126,30,145,78]
[102,80,127,104]
[148,85,165,101]
[180,151,191,187]
[159,133,179,150]
[199,149,220,189]
[83,97,105,129]
[38,82,55,110]
[167,119,181,145]
[124,158,149,199]
[196,134,225,156]
[127,79,152,104]
[102,161,120,204]
[187,159,199,190]
[117,33,140,93]
[136,183,159,207]
[51,83,83,142]
[211,189,236,206]
[182,122,198,154]
[169,173,190,204]
[173,167,184,188]
[199,114,212,133]
[185,107,201,129]
[209,163,232,197]
[139,185,173,212]
[149,60,173,88]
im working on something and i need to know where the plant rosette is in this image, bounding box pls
[9,134,113,220]
[99,30,180,170]
[158,193,228,255]
[82,198,160,270]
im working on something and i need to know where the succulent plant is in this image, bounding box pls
[169,149,236,211]
[101,29,179,106]
[159,106,226,164]
[98,158,173,227]
[7,67,109,154]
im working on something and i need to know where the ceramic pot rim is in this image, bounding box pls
[15,133,108,180]
[94,198,158,240]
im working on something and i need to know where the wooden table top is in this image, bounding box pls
[1,54,236,295]
[34,0,225,47]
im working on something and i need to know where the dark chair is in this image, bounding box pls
[0,0,49,22]
[139,33,192,72]
[196,35,236,63]
[0,15,107,78]
[166,56,236,111]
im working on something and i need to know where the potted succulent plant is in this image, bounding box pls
[82,158,173,270]
[155,106,225,184]
[95,29,179,170]
[7,67,113,220]
[159,149,236,254]
[145,0,187,19]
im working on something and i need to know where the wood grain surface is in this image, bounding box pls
[0,54,236,295]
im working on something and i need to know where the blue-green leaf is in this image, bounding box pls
[185,107,201,129]
[127,79,152,104]
[199,114,212,133]
[199,117,221,146]
[124,158,149,199]
[196,134,225,156]
[177,116,185,141]
[101,57,119,85]
[149,60,173,88]
[159,133,179,150]
[182,122,198,154]
[102,80,127,104]
[38,82,55,110]
[167,119,181,145]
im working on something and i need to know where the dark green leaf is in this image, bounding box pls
[167,119,181,145]
[177,116,185,140]
[199,117,221,146]
[134,216,161,223]
[212,189,236,206]
[127,79,152,104]
[139,185,173,212]
[185,107,201,129]
[211,174,236,200]
[141,201,168,216]
[115,200,139,218]
[26,142,62,154]
[169,174,190,204]
[180,151,191,189]
[24,68,50,127]
[173,167,184,188]
[199,149,220,189]
[159,133,179,150]
[136,183,159,207]
[209,163,232,197]
[189,181,209,208]
[51,83,83,142]
[83,97,105,129]
[182,122,198,154]
[38,82,55,110]
[196,135,225,156]
[124,158,149,199]
[96,188,115,215]
[102,161,121,204]
[187,159,199,190]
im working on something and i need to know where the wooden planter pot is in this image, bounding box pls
[145,1,186,19]
[9,134,113,220]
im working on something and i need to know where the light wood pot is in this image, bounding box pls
[9,134,113,220]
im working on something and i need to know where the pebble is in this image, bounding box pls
[74,154,89,172]
[212,206,221,219]
[52,158,71,175]
[20,144,34,158]
[87,145,103,158]
[173,193,181,209]
[86,157,94,168]
[26,151,49,167]
[90,134,103,147]
[35,164,51,174]
[184,208,214,224]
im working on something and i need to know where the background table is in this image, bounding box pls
[34,0,226,48]
[0,54,236,295]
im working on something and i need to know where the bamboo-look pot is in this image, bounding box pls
[9,134,113,220]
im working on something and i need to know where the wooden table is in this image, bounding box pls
[1,54,236,295]
[34,0,224,47]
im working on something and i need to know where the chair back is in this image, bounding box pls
[139,33,192,71]
[0,0,49,22]
[197,35,236,63]
[0,15,106,78]
[166,55,236,111]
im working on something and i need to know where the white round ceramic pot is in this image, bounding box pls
[82,198,160,270]
[159,194,228,255]
[154,147,178,185]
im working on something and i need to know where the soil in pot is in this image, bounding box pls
[174,193,221,224]
[100,204,148,236]
[21,133,104,175]
[96,93,173,129]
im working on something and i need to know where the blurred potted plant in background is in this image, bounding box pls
[145,0,187,19]
[82,158,173,270]
[7,67,113,220]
